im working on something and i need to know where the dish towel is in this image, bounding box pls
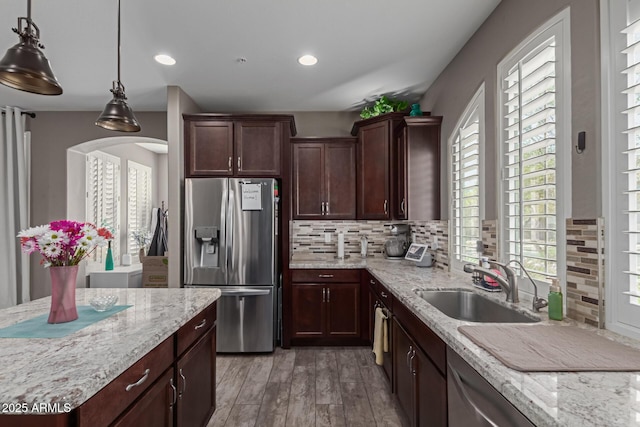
[373,307,389,365]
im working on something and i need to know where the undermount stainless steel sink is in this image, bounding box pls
[414,289,540,323]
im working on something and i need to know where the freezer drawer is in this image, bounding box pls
[217,286,275,353]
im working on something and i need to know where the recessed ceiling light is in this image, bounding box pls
[298,55,318,66]
[154,54,176,66]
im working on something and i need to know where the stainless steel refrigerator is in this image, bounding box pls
[184,178,278,353]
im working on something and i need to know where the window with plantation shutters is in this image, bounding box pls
[603,0,640,336]
[451,85,484,269]
[498,10,570,289]
[86,151,120,264]
[127,161,152,256]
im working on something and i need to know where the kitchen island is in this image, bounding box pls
[0,287,220,427]
[290,256,640,427]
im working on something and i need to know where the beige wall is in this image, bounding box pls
[420,0,600,219]
[28,111,167,299]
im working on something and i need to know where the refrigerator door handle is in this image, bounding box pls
[220,288,271,297]
[228,187,234,273]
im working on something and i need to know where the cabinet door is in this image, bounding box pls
[395,125,408,220]
[326,283,360,337]
[185,121,234,176]
[235,121,281,176]
[357,121,390,219]
[325,142,356,219]
[415,347,447,427]
[291,283,325,337]
[176,327,216,427]
[112,368,175,427]
[292,143,325,219]
[393,318,416,426]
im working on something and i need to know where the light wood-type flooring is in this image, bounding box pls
[207,346,409,427]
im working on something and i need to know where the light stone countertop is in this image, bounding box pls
[290,256,640,427]
[0,287,221,414]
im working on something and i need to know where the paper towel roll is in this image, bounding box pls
[337,232,345,259]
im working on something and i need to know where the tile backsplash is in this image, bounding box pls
[565,218,605,328]
[290,220,449,269]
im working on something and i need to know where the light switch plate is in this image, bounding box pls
[324,233,331,243]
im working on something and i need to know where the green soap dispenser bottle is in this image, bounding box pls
[105,241,114,271]
[548,278,563,320]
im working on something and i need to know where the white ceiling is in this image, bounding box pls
[0,0,501,113]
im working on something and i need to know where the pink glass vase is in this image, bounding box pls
[48,265,79,323]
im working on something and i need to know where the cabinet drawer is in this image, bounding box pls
[367,274,393,310]
[77,336,174,427]
[394,300,446,375]
[291,269,360,283]
[177,302,217,356]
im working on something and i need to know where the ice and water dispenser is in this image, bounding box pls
[195,226,219,268]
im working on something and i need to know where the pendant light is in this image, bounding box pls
[95,0,140,132]
[0,0,63,95]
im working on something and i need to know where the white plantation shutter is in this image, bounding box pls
[498,13,569,285]
[127,161,152,255]
[617,3,640,328]
[86,152,120,263]
[452,86,484,267]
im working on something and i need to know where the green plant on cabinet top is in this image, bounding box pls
[360,96,409,119]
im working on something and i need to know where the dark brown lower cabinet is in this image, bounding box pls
[176,323,216,427]
[112,368,175,427]
[392,317,446,427]
[291,282,360,340]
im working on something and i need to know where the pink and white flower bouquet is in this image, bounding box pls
[17,220,114,267]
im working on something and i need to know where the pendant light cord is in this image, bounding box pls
[117,0,121,85]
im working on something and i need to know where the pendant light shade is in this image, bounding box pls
[0,1,63,95]
[95,0,140,132]
[95,81,140,132]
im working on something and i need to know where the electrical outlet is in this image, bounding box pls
[324,233,331,244]
[431,240,439,251]
[476,240,484,253]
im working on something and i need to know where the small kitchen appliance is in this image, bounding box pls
[404,243,433,267]
[384,224,411,260]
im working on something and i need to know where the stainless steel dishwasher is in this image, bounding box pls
[447,348,535,427]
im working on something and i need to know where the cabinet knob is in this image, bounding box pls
[370,280,375,285]
[125,368,150,392]
[381,291,388,298]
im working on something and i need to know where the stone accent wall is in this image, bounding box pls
[481,220,498,260]
[565,218,605,328]
[290,220,449,269]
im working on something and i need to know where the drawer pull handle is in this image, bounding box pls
[318,274,334,278]
[179,368,187,399]
[194,319,207,330]
[370,280,375,285]
[125,369,150,392]
[228,156,232,170]
[381,291,388,298]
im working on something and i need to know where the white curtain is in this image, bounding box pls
[0,107,30,308]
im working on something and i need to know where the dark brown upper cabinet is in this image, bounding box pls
[351,113,442,220]
[394,116,442,220]
[184,114,296,178]
[292,137,356,220]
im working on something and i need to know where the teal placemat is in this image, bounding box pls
[0,305,132,338]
